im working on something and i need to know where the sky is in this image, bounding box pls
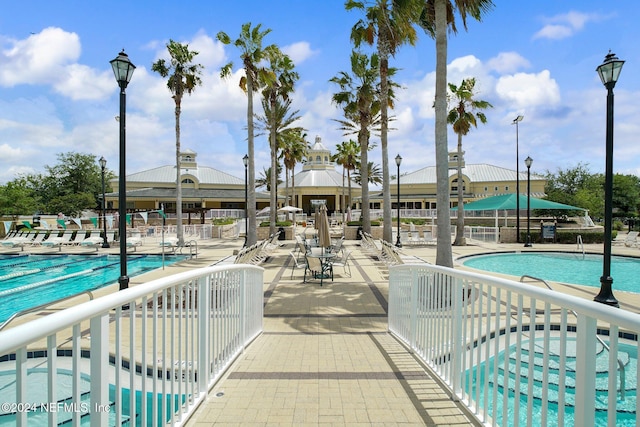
[1,1,639,186]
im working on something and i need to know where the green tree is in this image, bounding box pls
[280,128,309,218]
[218,23,275,246]
[354,161,383,186]
[40,152,109,216]
[260,48,299,234]
[447,77,492,245]
[331,51,381,233]
[152,40,203,246]
[0,177,40,217]
[256,165,282,191]
[419,0,494,267]
[332,139,361,222]
[347,0,420,243]
[612,174,640,218]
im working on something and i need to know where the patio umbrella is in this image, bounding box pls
[317,204,331,252]
[277,206,302,213]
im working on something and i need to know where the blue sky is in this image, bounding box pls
[0,1,638,185]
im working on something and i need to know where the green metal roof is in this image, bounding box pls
[454,194,586,211]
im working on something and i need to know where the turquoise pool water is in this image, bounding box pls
[0,367,185,426]
[0,254,187,323]
[461,252,640,293]
[466,338,637,426]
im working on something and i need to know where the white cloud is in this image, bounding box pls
[282,41,319,65]
[487,52,531,74]
[53,65,114,100]
[0,27,81,86]
[495,70,560,108]
[533,11,605,40]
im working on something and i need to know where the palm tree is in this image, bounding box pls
[259,48,299,235]
[330,51,381,234]
[347,0,420,243]
[448,77,492,245]
[280,128,309,218]
[256,166,282,191]
[332,139,360,222]
[218,23,275,246]
[418,0,494,267]
[354,162,383,186]
[151,40,203,247]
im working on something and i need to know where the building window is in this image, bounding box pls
[484,186,488,192]
[494,186,498,191]
[182,178,195,184]
[316,155,321,162]
[451,178,465,193]
[505,186,509,191]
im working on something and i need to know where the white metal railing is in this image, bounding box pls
[388,264,640,427]
[0,264,264,426]
[465,226,499,243]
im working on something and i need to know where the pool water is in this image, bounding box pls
[465,338,637,426]
[0,254,186,323]
[461,252,640,293]
[0,368,185,426]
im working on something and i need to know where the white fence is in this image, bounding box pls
[388,263,640,427]
[0,264,264,426]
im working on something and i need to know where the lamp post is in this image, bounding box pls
[512,115,524,243]
[110,50,135,291]
[395,154,402,247]
[243,154,249,247]
[524,156,533,247]
[99,156,110,248]
[594,50,624,307]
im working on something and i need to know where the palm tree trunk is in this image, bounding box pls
[175,99,184,246]
[454,133,466,245]
[434,0,453,267]
[269,96,277,236]
[379,36,392,243]
[247,74,257,246]
[359,126,370,233]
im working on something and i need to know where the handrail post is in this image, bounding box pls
[90,314,109,426]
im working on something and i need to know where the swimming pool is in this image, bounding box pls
[466,337,637,426]
[0,366,184,426]
[460,252,640,293]
[0,254,187,324]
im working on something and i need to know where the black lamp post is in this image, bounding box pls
[512,115,523,243]
[99,156,110,248]
[594,50,624,307]
[524,156,533,248]
[243,154,249,247]
[110,50,135,291]
[395,154,402,247]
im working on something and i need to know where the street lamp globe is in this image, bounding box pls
[110,50,136,87]
[596,51,625,87]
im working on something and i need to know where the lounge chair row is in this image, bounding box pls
[233,231,281,265]
[1,229,115,251]
[359,231,424,266]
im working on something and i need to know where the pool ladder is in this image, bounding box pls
[0,290,94,332]
[520,274,626,400]
[576,234,585,258]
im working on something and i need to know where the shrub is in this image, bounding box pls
[213,217,235,225]
[259,221,292,227]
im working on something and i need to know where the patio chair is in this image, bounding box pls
[289,251,308,279]
[330,249,352,277]
[304,254,333,285]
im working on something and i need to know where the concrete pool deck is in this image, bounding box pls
[2,230,640,425]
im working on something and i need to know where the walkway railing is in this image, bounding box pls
[388,263,640,427]
[0,264,264,427]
